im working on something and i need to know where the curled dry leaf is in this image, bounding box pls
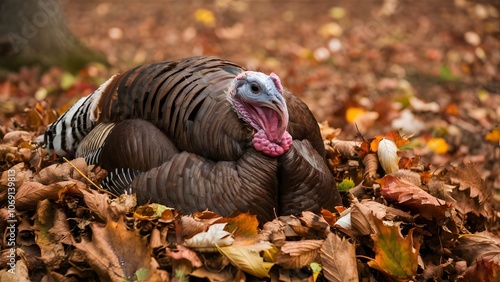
[319,121,342,140]
[183,223,234,252]
[377,174,452,220]
[2,131,33,146]
[16,180,87,210]
[329,139,361,158]
[34,158,88,185]
[277,239,323,269]
[362,153,378,186]
[320,233,358,282]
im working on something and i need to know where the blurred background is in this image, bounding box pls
[1,0,499,165]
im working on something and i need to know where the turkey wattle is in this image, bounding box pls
[40,56,341,222]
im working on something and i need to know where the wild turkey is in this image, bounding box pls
[40,56,341,222]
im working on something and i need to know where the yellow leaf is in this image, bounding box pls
[194,8,215,27]
[367,218,420,280]
[427,137,449,154]
[346,107,366,124]
[217,245,274,278]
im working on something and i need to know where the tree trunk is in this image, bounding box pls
[0,0,107,72]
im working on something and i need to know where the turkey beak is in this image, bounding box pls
[265,95,289,143]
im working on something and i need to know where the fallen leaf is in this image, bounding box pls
[16,180,86,210]
[320,233,358,282]
[134,203,174,221]
[166,245,202,268]
[184,223,234,252]
[277,240,323,269]
[452,232,500,265]
[377,174,452,220]
[368,218,421,280]
[34,200,67,269]
[427,137,449,154]
[220,212,260,245]
[72,218,151,281]
[217,244,274,278]
[460,258,500,282]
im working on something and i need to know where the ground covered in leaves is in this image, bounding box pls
[1,0,500,281]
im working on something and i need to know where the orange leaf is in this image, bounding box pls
[385,131,410,147]
[370,135,384,152]
[485,127,500,144]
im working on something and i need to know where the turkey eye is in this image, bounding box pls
[250,83,261,94]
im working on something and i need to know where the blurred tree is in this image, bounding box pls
[0,0,107,73]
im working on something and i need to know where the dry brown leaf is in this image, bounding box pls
[33,200,67,268]
[349,203,377,235]
[277,239,323,269]
[320,233,358,282]
[16,180,86,210]
[453,232,500,265]
[261,218,286,247]
[299,211,330,234]
[72,218,151,281]
[319,121,342,140]
[447,163,493,217]
[329,139,360,157]
[377,174,452,220]
[191,266,236,281]
[80,188,112,222]
[2,131,33,146]
[362,153,379,186]
[166,244,202,268]
[360,200,414,223]
[180,211,223,239]
[34,158,88,185]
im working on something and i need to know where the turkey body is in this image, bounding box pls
[41,56,341,222]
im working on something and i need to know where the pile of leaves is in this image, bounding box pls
[0,98,499,281]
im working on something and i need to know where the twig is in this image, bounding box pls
[62,157,118,197]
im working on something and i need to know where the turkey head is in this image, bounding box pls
[229,71,292,157]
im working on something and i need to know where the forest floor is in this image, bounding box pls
[0,0,499,281]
